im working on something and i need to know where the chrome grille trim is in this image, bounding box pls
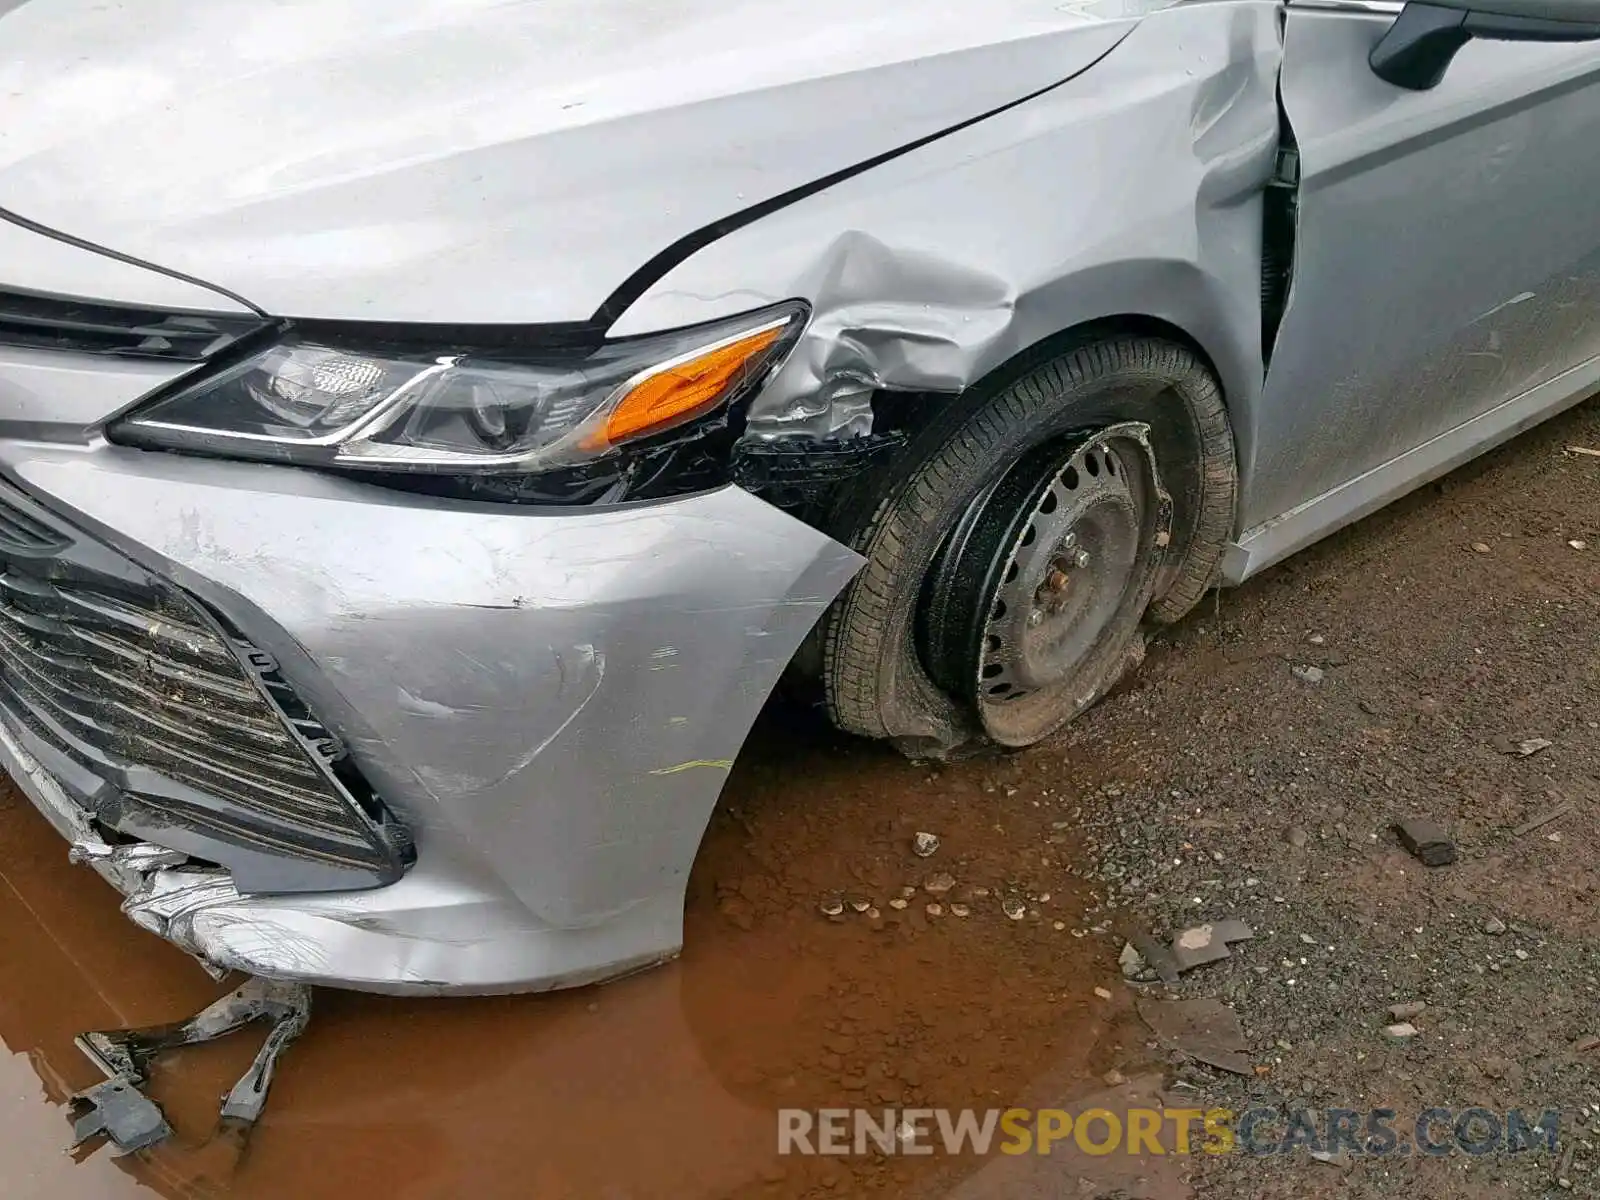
[0,482,410,892]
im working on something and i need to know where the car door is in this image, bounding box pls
[1240,0,1600,547]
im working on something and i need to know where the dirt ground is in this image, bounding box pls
[0,397,1595,1200]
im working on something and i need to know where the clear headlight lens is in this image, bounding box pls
[110,305,806,474]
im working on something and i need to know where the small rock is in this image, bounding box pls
[1291,664,1325,685]
[819,896,844,917]
[1102,1069,1127,1087]
[1307,633,1326,646]
[1514,948,1530,961]
[1515,737,1553,757]
[923,872,957,896]
[1299,933,1318,945]
[889,898,909,911]
[949,903,970,918]
[1394,817,1456,866]
[1482,916,1507,936]
[925,903,944,918]
[1093,987,1113,1000]
[1310,1149,1351,1167]
[971,886,991,899]
[1286,825,1310,848]
[1002,898,1026,921]
[1570,539,1589,551]
[1388,1001,1427,1021]
[848,898,871,913]
[1471,542,1491,553]
[1383,1023,1419,1042]
[912,831,941,858]
[1053,921,1067,931]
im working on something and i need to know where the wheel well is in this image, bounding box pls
[869,313,1230,519]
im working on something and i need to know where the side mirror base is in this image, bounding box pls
[1369,3,1474,89]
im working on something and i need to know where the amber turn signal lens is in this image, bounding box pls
[589,324,786,449]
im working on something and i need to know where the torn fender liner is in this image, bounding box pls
[70,978,311,1158]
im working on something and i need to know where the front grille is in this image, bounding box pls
[0,288,268,361]
[0,484,409,892]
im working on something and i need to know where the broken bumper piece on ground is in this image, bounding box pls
[68,977,311,1157]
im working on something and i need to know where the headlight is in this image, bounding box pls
[109,304,807,475]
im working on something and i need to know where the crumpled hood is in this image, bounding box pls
[0,0,1140,325]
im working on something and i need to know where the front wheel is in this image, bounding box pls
[819,335,1235,756]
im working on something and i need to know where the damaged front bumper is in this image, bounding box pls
[0,440,860,994]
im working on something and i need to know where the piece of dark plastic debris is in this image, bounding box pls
[1511,802,1573,837]
[1137,996,1253,1075]
[69,977,311,1157]
[1395,817,1456,866]
[68,1077,170,1156]
[1170,918,1254,972]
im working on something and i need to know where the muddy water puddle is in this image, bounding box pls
[0,707,1184,1200]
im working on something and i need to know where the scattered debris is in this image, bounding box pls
[1482,916,1508,936]
[1570,539,1589,551]
[923,872,957,896]
[69,978,311,1158]
[1002,897,1026,921]
[1102,1069,1127,1087]
[1285,825,1310,849]
[1567,445,1600,457]
[1291,664,1325,685]
[1138,997,1252,1075]
[1514,948,1530,961]
[1556,1141,1576,1190]
[848,897,872,913]
[888,898,909,911]
[911,831,941,858]
[1470,542,1492,554]
[1388,1001,1427,1022]
[1510,801,1573,837]
[1394,817,1456,866]
[949,903,970,918]
[1093,986,1113,1001]
[1170,919,1254,972]
[1307,633,1326,646]
[819,896,844,917]
[1496,736,1554,757]
[925,903,944,917]
[1310,1149,1352,1167]
[1383,1022,1419,1042]
[1574,1035,1600,1053]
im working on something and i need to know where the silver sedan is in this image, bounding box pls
[0,0,1595,994]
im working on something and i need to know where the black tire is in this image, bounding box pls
[819,334,1235,754]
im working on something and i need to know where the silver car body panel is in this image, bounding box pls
[0,0,1158,325]
[0,437,861,993]
[1230,3,1600,574]
[611,0,1285,447]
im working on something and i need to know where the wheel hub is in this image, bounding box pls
[918,425,1170,747]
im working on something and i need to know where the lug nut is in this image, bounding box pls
[1074,549,1091,568]
[1028,610,1044,627]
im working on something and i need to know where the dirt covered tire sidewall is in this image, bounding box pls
[819,335,1235,752]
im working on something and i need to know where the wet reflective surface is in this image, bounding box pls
[0,708,1183,1200]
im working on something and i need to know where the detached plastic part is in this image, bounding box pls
[68,978,311,1159]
